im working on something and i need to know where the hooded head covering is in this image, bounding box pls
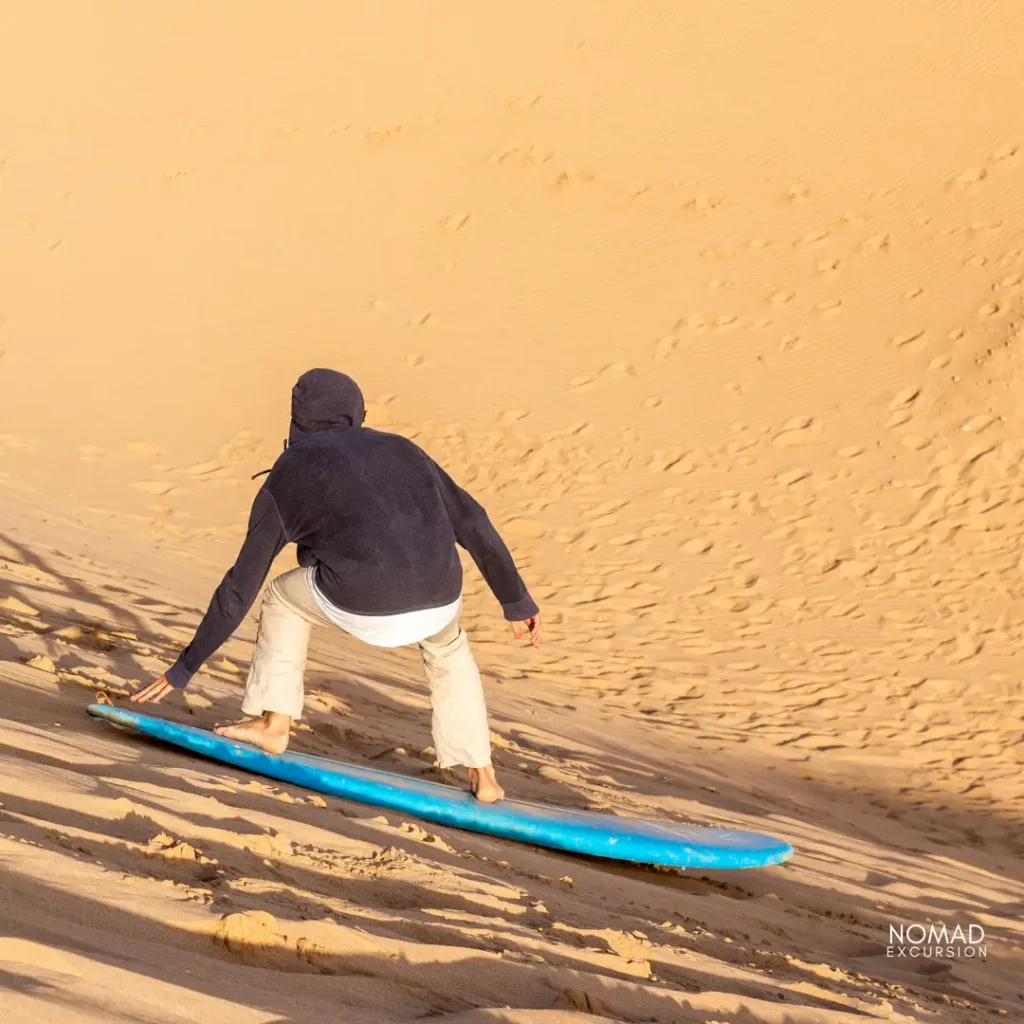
[288,368,365,445]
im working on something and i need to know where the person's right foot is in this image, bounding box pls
[467,765,505,803]
[215,714,291,755]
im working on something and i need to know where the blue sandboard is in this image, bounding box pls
[87,704,793,869]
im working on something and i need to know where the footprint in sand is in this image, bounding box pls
[126,441,163,458]
[892,330,926,351]
[685,192,721,212]
[889,385,921,410]
[861,233,889,253]
[216,429,264,465]
[366,125,402,143]
[948,632,983,664]
[776,468,811,487]
[772,416,816,447]
[553,167,595,189]
[0,434,39,452]
[952,167,986,190]
[962,413,996,434]
[798,230,829,248]
[682,538,713,555]
[699,244,734,261]
[187,461,225,478]
[502,518,547,540]
[600,362,637,378]
[902,434,932,451]
[490,144,554,166]
[583,499,629,520]
[438,212,471,231]
[129,481,175,495]
[499,410,530,424]
[507,94,542,114]
[648,448,693,473]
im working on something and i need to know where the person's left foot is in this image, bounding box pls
[467,765,505,803]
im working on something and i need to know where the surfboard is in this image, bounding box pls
[87,703,793,869]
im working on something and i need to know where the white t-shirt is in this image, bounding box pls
[307,567,460,647]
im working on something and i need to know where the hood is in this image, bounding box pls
[288,368,365,445]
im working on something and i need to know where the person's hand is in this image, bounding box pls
[130,675,173,704]
[510,612,542,648]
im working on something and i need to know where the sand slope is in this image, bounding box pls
[2,2,1024,1021]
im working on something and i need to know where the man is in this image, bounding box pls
[131,368,541,802]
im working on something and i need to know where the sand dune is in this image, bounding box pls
[2,2,1023,1021]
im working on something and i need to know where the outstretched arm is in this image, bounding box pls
[132,487,289,702]
[428,458,541,641]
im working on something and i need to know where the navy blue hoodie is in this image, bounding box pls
[165,369,538,689]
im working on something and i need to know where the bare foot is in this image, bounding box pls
[214,712,291,755]
[467,765,505,803]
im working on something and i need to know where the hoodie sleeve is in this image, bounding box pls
[164,487,289,689]
[427,458,539,621]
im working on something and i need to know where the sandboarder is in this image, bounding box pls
[130,368,541,802]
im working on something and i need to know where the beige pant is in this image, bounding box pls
[241,568,492,768]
